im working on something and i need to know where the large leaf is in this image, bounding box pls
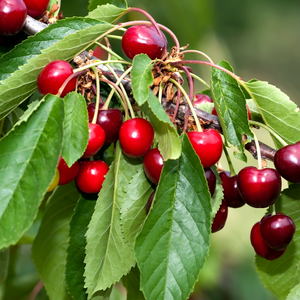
[0,248,9,282]
[62,92,89,167]
[243,79,300,145]
[32,183,80,300]
[0,94,64,249]
[256,184,300,300]
[211,60,254,161]
[89,0,127,11]
[88,3,127,23]
[1,107,23,137]
[135,133,212,300]
[287,284,300,300]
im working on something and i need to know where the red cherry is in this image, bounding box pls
[274,141,300,183]
[143,148,164,185]
[237,167,281,208]
[37,60,76,97]
[212,104,251,120]
[57,156,80,185]
[146,190,156,214]
[121,25,168,60]
[119,118,154,158]
[87,103,123,144]
[194,94,213,106]
[204,168,216,197]
[75,160,109,194]
[187,129,223,168]
[260,213,295,251]
[219,171,245,208]
[82,123,106,158]
[211,199,228,233]
[22,0,49,19]
[0,0,27,36]
[250,222,286,260]
[93,45,107,60]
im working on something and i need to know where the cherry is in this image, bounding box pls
[237,167,281,208]
[47,169,60,192]
[57,156,80,185]
[212,104,251,120]
[194,94,213,106]
[250,222,286,260]
[219,171,245,208]
[93,45,107,60]
[204,168,216,197]
[0,0,27,36]
[119,118,154,158]
[22,0,49,19]
[121,25,168,60]
[87,103,123,144]
[211,199,228,233]
[274,141,300,183]
[143,148,164,185]
[187,129,223,168]
[260,213,295,251]
[37,60,76,97]
[75,160,109,194]
[82,123,106,158]
[146,190,156,214]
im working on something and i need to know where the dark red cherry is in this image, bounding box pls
[187,129,223,168]
[146,190,156,214]
[121,25,168,60]
[212,104,251,120]
[237,167,281,208]
[260,213,295,251]
[194,94,213,106]
[274,141,300,183]
[23,0,49,19]
[204,168,216,197]
[82,123,106,158]
[87,103,123,144]
[0,0,27,36]
[57,156,80,185]
[75,160,109,194]
[143,148,164,185]
[211,199,228,233]
[119,118,154,158]
[37,60,76,97]
[219,171,245,208]
[250,222,286,260]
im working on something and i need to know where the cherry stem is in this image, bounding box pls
[106,34,123,40]
[181,50,214,64]
[91,67,100,124]
[270,204,276,216]
[252,130,263,169]
[169,78,202,132]
[223,145,236,175]
[158,82,163,104]
[249,120,288,147]
[189,72,210,89]
[57,70,86,98]
[95,41,123,61]
[171,89,181,123]
[74,60,131,73]
[28,280,44,300]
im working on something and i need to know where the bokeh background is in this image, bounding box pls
[2,0,300,299]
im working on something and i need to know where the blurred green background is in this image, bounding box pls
[2,0,299,299]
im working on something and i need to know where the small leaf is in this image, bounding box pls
[131,54,154,106]
[62,92,89,167]
[135,133,212,300]
[287,283,300,300]
[123,265,145,300]
[256,184,300,300]
[0,248,9,282]
[32,183,80,300]
[88,1,127,13]
[0,94,64,249]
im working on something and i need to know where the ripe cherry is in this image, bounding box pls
[0,0,27,36]
[75,160,109,194]
[22,0,49,19]
[194,94,213,106]
[87,103,123,144]
[187,129,223,168]
[237,167,281,208]
[260,213,295,251]
[143,148,164,185]
[211,199,228,233]
[121,25,168,60]
[212,104,251,120]
[57,156,80,186]
[37,60,76,97]
[119,118,154,158]
[219,171,245,208]
[274,141,300,183]
[93,45,107,60]
[146,190,156,214]
[250,222,286,260]
[204,168,216,197]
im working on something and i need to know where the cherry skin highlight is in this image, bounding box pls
[211,199,228,233]
[143,148,164,185]
[37,60,76,97]
[23,0,49,19]
[0,0,27,36]
[204,168,216,197]
[121,25,168,60]
[119,118,154,158]
[57,156,80,186]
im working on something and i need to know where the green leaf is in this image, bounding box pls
[211,166,223,217]
[65,197,96,300]
[87,3,127,23]
[244,79,300,145]
[211,60,254,161]
[62,92,89,167]
[141,90,181,160]
[123,265,145,300]
[0,94,64,249]
[0,248,9,282]
[0,17,113,120]
[32,183,80,300]
[88,0,127,11]
[131,54,154,106]
[287,283,300,300]
[246,99,264,123]
[135,133,212,300]
[1,107,23,137]
[256,184,300,300]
